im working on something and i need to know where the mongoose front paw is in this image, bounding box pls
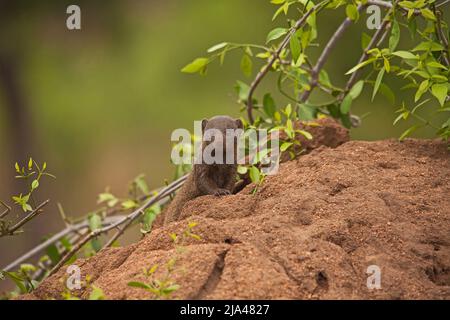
[214,189,231,196]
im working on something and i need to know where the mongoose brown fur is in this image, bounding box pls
[164,115,243,225]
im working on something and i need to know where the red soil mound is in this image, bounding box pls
[19,125,450,300]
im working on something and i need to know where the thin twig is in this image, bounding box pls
[0,200,12,219]
[341,17,392,98]
[367,0,419,14]
[437,0,450,8]
[103,210,142,248]
[2,215,124,272]
[57,203,72,228]
[48,175,188,277]
[246,1,328,123]
[2,174,186,275]
[104,176,186,248]
[432,5,450,66]
[300,4,366,103]
[5,200,50,236]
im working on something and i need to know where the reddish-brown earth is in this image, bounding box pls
[18,121,450,300]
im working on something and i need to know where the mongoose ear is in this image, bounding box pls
[235,118,243,129]
[201,119,208,133]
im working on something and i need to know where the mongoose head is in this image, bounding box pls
[201,115,243,164]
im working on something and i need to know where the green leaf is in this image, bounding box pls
[389,19,400,52]
[240,54,253,77]
[391,51,418,60]
[121,200,138,210]
[272,2,290,20]
[207,42,228,53]
[46,243,61,265]
[89,286,105,300]
[415,79,429,102]
[88,213,102,231]
[393,112,406,125]
[427,61,448,70]
[398,1,416,9]
[98,192,118,208]
[399,125,421,141]
[349,80,364,100]
[319,70,332,88]
[285,118,294,138]
[90,238,102,253]
[345,58,375,75]
[162,284,180,295]
[297,130,313,140]
[340,94,353,114]
[263,93,276,117]
[2,271,27,294]
[237,165,248,175]
[431,83,448,107]
[290,35,301,63]
[383,57,390,72]
[60,237,72,251]
[181,58,209,74]
[345,4,359,21]
[412,42,444,52]
[22,194,30,203]
[134,175,149,195]
[235,81,250,101]
[266,28,288,43]
[19,264,36,273]
[15,162,20,173]
[420,8,436,21]
[141,206,160,234]
[249,166,261,184]
[372,68,385,101]
[128,281,151,290]
[280,142,293,152]
[31,180,39,190]
[361,32,371,51]
[431,74,448,82]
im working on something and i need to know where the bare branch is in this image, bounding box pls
[341,18,392,98]
[103,210,141,248]
[5,200,50,235]
[0,200,12,219]
[437,0,450,8]
[246,1,327,123]
[366,0,420,14]
[2,215,125,272]
[433,5,450,66]
[299,4,366,103]
[48,174,188,277]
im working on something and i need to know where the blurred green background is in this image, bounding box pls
[0,0,447,276]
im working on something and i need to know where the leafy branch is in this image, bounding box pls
[46,174,187,277]
[182,0,450,141]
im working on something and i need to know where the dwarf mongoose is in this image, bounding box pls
[164,115,243,225]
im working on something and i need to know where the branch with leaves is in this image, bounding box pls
[1,162,187,298]
[1,159,55,238]
[47,174,186,276]
[181,0,450,141]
